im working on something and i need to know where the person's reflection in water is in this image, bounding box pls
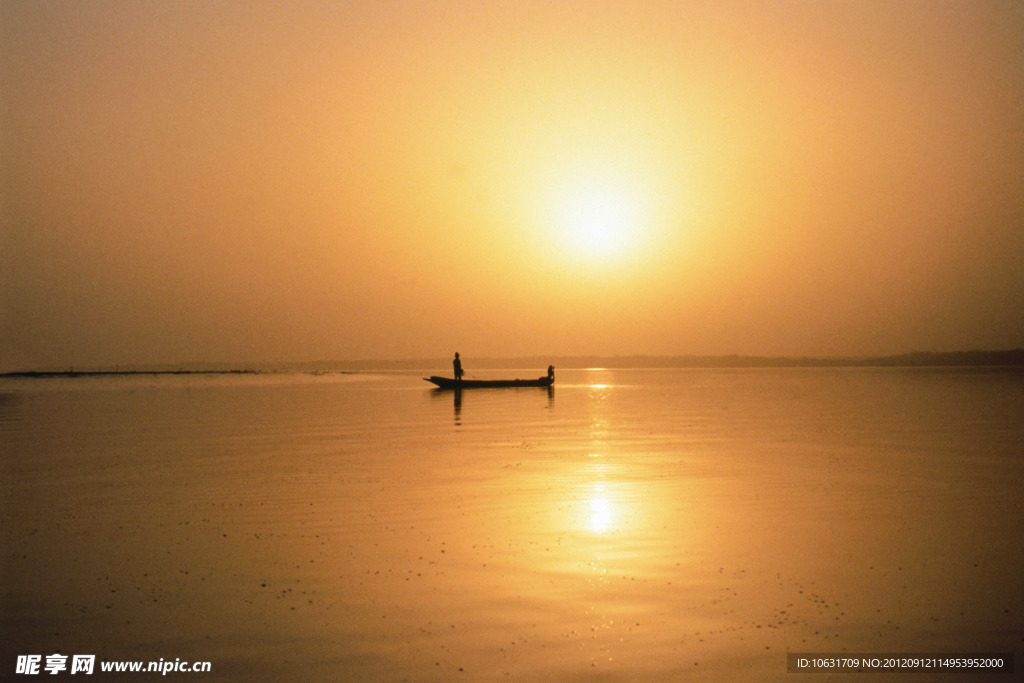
[453,388,462,426]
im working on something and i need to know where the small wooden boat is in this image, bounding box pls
[424,375,553,389]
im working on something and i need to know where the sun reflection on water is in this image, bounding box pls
[588,489,613,534]
[581,375,617,536]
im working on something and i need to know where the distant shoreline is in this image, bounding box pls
[3,349,1022,377]
[0,369,265,379]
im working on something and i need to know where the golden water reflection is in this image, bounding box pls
[587,485,613,534]
[9,370,1024,681]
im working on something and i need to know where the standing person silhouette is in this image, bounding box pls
[453,353,464,382]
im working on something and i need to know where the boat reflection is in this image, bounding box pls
[429,385,555,425]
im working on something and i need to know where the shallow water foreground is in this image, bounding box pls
[2,368,1022,680]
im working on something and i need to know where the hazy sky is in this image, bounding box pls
[3,1,1023,369]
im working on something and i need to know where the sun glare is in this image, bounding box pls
[562,185,636,257]
[549,170,650,265]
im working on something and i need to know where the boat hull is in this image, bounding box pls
[424,376,553,389]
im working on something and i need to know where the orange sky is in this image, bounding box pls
[3,1,1023,369]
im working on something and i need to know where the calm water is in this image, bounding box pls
[2,368,1022,680]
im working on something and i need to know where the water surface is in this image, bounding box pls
[2,368,1021,680]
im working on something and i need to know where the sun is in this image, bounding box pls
[562,186,634,256]
[550,171,648,264]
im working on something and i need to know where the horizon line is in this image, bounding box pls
[4,349,1023,377]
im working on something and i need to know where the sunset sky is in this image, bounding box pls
[3,1,1023,370]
